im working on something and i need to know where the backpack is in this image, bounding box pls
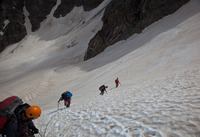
[99,85,105,91]
[0,96,23,133]
[62,91,72,99]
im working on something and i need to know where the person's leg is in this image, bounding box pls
[64,100,68,107]
[66,98,70,107]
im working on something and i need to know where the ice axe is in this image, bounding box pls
[57,101,60,110]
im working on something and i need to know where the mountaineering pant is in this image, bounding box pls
[116,83,119,88]
[64,98,71,107]
[100,90,105,95]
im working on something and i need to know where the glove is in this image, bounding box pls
[33,129,39,134]
[30,127,39,134]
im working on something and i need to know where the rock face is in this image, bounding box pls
[84,0,190,60]
[0,0,104,53]
[0,0,189,58]
[0,0,26,53]
[25,0,57,32]
[54,0,104,18]
[0,0,57,53]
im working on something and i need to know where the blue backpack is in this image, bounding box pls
[66,92,72,98]
[62,91,72,99]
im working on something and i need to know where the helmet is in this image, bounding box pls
[25,106,41,119]
[106,86,108,88]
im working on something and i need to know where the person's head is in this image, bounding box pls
[106,86,108,88]
[25,106,41,120]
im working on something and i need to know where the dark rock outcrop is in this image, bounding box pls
[0,0,104,53]
[24,0,57,32]
[54,0,104,18]
[0,0,26,53]
[0,0,56,53]
[84,0,190,60]
[0,0,189,57]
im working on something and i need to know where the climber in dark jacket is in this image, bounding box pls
[58,91,72,108]
[4,103,41,137]
[99,85,108,95]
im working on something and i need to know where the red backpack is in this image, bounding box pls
[0,96,23,133]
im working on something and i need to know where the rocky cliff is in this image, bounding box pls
[0,0,104,53]
[0,0,189,59]
[0,0,26,53]
[84,0,190,60]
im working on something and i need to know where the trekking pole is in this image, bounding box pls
[43,113,57,137]
[57,102,59,110]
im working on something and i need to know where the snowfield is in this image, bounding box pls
[0,0,200,137]
[37,65,200,137]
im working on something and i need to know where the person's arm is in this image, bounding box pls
[58,97,63,102]
[28,120,39,134]
[5,121,19,137]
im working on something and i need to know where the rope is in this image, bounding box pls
[43,113,58,137]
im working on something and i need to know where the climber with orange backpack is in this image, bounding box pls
[0,96,41,137]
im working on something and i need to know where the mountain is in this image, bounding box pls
[0,0,104,53]
[0,0,200,136]
[84,0,190,60]
[0,0,189,56]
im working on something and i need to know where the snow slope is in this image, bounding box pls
[0,0,200,136]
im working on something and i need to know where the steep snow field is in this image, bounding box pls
[37,66,200,137]
[0,0,200,136]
